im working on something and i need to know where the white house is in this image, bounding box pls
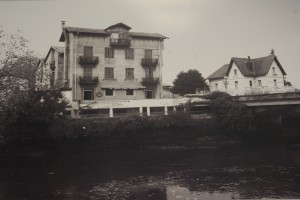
[206,52,294,96]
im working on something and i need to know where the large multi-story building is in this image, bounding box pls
[58,22,168,117]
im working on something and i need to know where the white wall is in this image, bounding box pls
[209,61,288,96]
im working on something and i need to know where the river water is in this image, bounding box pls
[1,144,300,199]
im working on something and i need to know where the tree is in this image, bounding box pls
[206,91,254,133]
[0,29,68,136]
[171,69,208,96]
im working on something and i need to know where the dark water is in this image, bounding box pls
[1,144,300,199]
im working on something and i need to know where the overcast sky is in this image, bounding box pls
[1,0,300,87]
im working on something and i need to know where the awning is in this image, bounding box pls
[101,82,145,89]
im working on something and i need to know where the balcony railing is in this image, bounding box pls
[141,77,159,86]
[110,38,130,47]
[79,76,99,84]
[141,58,158,67]
[79,56,99,65]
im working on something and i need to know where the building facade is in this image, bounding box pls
[36,46,64,90]
[58,22,168,117]
[207,53,294,96]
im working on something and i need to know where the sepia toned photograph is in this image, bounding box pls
[0,0,300,199]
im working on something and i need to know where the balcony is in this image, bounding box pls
[110,38,130,47]
[141,77,159,86]
[79,76,99,85]
[79,56,99,65]
[141,58,158,67]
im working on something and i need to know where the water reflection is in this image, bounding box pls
[0,145,300,199]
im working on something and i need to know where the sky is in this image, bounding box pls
[1,0,300,88]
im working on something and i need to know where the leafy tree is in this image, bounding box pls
[0,29,68,137]
[171,69,208,96]
[206,91,254,133]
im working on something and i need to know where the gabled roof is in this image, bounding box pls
[105,22,131,31]
[207,64,229,80]
[59,23,168,41]
[44,46,64,62]
[207,55,286,80]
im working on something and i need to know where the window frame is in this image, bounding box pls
[83,88,94,100]
[105,88,114,96]
[125,68,134,79]
[105,47,114,58]
[258,80,262,86]
[84,46,93,58]
[125,48,134,59]
[105,67,114,79]
[126,89,134,96]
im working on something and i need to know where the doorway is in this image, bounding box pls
[146,90,153,99]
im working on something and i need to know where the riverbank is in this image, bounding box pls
[1,113,300,157]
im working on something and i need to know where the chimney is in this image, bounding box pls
[270,49,275,55]
[61,21,66,29]
[248,56,251,63]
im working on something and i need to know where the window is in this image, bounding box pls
[83,88,94,100]
[111,33,118,39]
[105,67,114,79]
[105,89,113,96]
[126,89,134,96]
[274,79,277,86]
[249,80,253,87]
[215,83,218,90]
[258,80,262,86]
[145,68,153,78]
[125,48,134,59]
[125,68,134,79]
[145,49,152,59]
[235,81,238,89]
[234,69,237,75]
[105,47,114,58]
[84,46,93,58]
[272,67,276,74]
[119,32,129,39]
[84,67,92,79]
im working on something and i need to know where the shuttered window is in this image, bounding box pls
[125,68,134,79]
[105,67,114,79]
[145,49,152,59]
[84,46,93,58]
[125,48,134,59]
[83,67,92,79]
[105,47,114,58]
[145,68,153,78]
